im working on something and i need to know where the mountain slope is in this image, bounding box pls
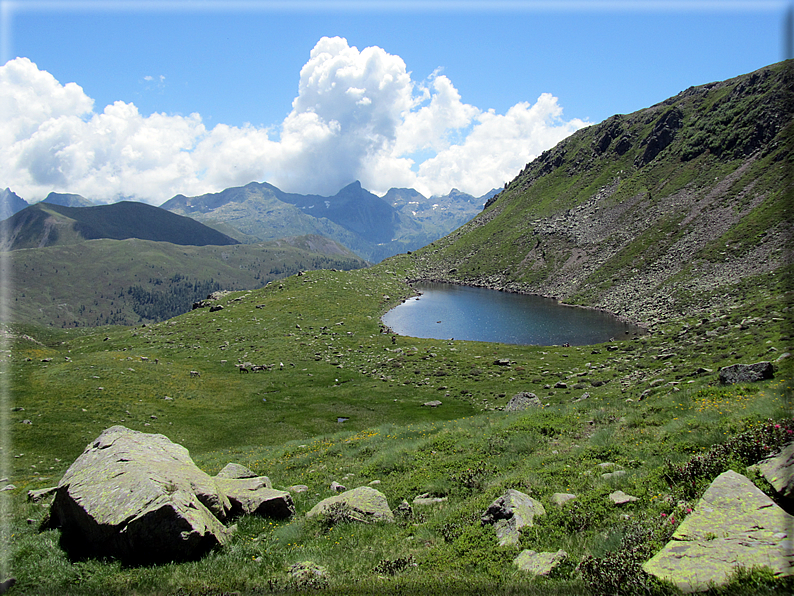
[41,192,95,207]
[1,201,240,250]
[5,234,366,327]
[404,60,793,327]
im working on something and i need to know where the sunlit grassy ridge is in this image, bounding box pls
[5,256,793,595]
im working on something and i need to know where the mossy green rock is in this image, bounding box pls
[514,549,568,576]
[643,470,794,593]
[49,426,233,563]
[306,486,394,523]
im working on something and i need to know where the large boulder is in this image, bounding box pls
[49,426,233,563]
[643,470,794,593]
[481,489,545,546]
[718,361,774,384]
[306,486,394,523]
[47,426,293,564]
[504,392,542,412]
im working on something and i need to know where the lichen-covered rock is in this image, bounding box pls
[481,489,545,546]
[48,426,233,563]
[306,486,394,523]
[551,492,577,507]
[514,549,568,576]
[608,490,638,505]
[215,463,259,480]
[643,470,794,593]
[215,476,294,518]
[748,442,794,500]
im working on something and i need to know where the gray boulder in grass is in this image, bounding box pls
[48,426,234,563]
[481,489,545,546]
[643,470,794,593]
[718,361,774,384]
[306,486,394,523]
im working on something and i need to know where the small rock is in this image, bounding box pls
[550,493,577,507]
[286,485,309,494]
[330,481,346,492]
[412,493,447,506]
[602,470,627,480]
[482,489,545,546]
[216,463,259,480]
[609,490,638,505]
[422,400,442,407]
[514,549,568,576]
[504,392,542,412]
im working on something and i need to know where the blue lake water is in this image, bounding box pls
[382,282,644,346]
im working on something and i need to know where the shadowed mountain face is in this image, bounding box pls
[0,201,240,251]
[0,187,28,220]
[404,60,793,327]
[162,181,497,262]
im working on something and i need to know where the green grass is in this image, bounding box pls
[3,257,793,595]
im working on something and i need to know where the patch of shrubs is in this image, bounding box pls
[578,514,679,596]
[450,461,493,492]
[664,418,794,497]
[373,555,416,576]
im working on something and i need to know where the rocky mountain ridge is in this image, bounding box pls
[162,181,497,263]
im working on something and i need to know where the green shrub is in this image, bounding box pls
[663,418,794,497]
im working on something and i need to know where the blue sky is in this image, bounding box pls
[0,1,789,203]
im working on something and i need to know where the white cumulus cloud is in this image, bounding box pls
[0,39,589,205]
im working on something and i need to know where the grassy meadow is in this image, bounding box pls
[3,259,793,595]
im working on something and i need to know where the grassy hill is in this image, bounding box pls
[4,235,367,327]
[3,61,793,595]
[1,201,240,251]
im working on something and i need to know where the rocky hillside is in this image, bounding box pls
[405,60,793,329]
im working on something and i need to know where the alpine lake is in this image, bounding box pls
[382,282,645,346]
